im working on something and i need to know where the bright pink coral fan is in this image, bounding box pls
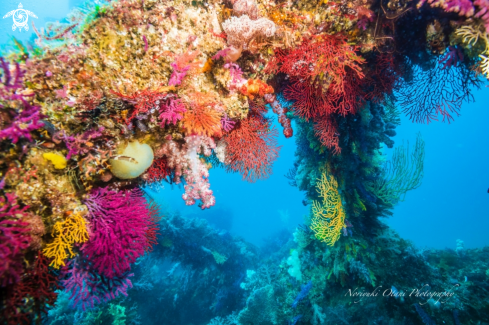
[0,193,31,287]
[82,188,152,278]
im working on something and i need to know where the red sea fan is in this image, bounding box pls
[0,193,31,287]
[82,188,153,278]
[0,253,59,324]
[364,53,402,104]
[223,115,281,182]
[284,80,327,120]
[145,201,162,252]
[144,157,172,184]
[111,89,168,123]
[270,34,365,91]
[314,116,341,155]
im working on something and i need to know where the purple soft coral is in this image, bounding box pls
[159,97,187,126]
[81,187,151,278]
[62,257,134,311]
[0,193,31,287]
[54,127,104,159]
[0,58,44,143]
[418,0,475,16]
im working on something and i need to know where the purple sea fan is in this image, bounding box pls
[159,97,187,126]
[81,188,152,279]
[221,114,236,132]
[0,57,24,95]
[61,257,134,311]
[0,193,31,287]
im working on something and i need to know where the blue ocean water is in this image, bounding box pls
[1,0,487,250]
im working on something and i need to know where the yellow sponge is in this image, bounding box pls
[43,152,67,169]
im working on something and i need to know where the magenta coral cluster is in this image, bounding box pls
[159,97,187,126]
[82,188,152,278]
[0,193,31,287]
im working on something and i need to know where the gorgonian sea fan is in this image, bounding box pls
[82,187,153,278]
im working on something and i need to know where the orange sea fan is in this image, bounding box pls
[181,92,222,137]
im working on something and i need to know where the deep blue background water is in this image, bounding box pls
[1,0,488,250]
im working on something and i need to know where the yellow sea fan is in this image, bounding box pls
[43,213,89,268]
[310,173,346,246]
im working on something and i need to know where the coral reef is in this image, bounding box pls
[0,0,488,323]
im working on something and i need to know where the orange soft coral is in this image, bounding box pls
[240,79,274,100]
[181,92,222,137]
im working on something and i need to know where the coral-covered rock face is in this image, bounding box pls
[110,141,154,179]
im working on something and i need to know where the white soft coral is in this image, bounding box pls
[222,15,276,50]
[182,135,216,209]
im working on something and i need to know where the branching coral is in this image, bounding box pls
[310,173,346,246]
[43,213,89,269]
